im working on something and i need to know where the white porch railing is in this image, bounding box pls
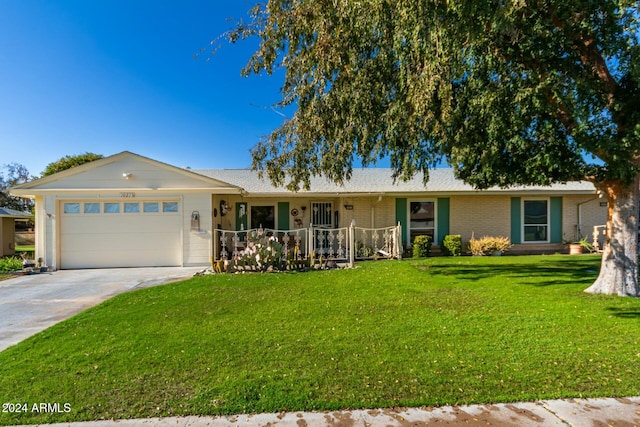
[312,226,350,260]
[214,228,308,261]
[354,226,402,260]
[213,222,402,267]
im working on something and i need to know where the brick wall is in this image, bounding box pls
[214,194,608,252]
[449,195,511,241]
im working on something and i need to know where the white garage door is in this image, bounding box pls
[60,200,182,269]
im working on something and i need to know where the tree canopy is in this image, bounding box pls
[223,0,640,295]
[0,163,33,212]
[41,153,104,177]
[225,0,639,192]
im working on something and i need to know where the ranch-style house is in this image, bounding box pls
[11,151,606,269]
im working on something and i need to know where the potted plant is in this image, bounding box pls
[567,237,594,255]
[36,257,48,273]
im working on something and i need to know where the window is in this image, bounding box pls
[84,203,100,214]
[143,202,159,213]
[63,203,80,214]
[124,202,140,213]
[523,199,549,242]
[251,205,275,229]
[64,201,179,215]
[104,203,120,213]
[163,202,179,213]
[409,201,435,243]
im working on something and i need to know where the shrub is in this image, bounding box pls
[234,230,285,271]
[484,236,512,254]
[412,235,432,258]
[442,235,462,257]
[467,234,512,256]
[468,235,486,256]
[0,256,23,272]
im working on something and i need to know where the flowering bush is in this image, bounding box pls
[235,230,285,271]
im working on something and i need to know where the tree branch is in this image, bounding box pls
[550,10,618,110]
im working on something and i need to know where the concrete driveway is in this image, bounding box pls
[0,267,204,352]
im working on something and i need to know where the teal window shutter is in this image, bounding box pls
[277,202,290,230]
[235,202,247,231]
[437,198,450,245]
[395,198,407,245]
[550,197,563,243]
[511,197,522,244]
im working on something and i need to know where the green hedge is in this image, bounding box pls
[442,234,462,256]
[412,235,432,258]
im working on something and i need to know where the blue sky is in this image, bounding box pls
[0,0,292,176]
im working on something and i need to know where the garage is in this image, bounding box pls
[60,199,182,269]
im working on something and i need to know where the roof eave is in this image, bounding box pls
[237,188,597,197]
[10,187,244,198]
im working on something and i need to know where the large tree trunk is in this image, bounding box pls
[585,177,639,297]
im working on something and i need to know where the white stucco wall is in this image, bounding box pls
[182,193,212,266]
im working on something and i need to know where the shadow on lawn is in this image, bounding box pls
[416,257,600,288]
[607,307,640,319]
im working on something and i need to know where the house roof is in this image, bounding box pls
[9,150,598,198]
[194,168,598,196]
[0,207,32,218]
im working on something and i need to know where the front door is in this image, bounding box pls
[312,202,333,254]
[311,202,333,228]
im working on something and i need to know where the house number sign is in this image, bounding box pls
[120,192,136,198]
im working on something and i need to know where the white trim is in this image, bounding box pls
[521,197,550,243]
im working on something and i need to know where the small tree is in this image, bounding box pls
[0,163,33,212]
[41,153,103,177]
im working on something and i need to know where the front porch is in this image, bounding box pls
[213,222,403,268]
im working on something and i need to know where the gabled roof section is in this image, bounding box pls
[194,168,597,195]
[11,151,243,196]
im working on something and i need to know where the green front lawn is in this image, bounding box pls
[1,255,639,425]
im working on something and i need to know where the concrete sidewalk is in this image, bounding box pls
[9,397,639,427]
